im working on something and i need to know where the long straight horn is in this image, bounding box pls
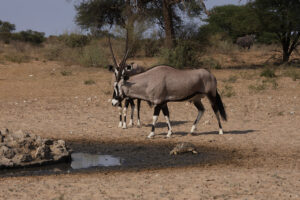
[120,30,129,68]
[108,36,119,68]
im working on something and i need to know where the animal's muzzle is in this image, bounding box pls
[111,99,119,106]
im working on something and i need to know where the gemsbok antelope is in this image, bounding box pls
[108,37,227,138]
[108,62,145,128]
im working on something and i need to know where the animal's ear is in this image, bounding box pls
[108,65,114,72]
[125,64,133,71]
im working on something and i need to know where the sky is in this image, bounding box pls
[0,0,247,36]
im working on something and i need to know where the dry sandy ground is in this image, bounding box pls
[0,61,300,200]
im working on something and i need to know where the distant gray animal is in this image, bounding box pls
[109,36,227,139]
[109,63,145,129]
[236,35,255,50]
[170,142,198,155]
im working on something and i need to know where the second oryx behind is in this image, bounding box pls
[109,63,145,128]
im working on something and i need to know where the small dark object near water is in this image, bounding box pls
[170,142,198,155]
[0,129,71,168]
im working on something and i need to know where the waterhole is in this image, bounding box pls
[0,153,123,177]
[71,153,122,169]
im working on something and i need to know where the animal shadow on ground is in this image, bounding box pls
[162,129,256,137]
[191,129,256,136]
[157,130,256,138]
[145,121,188,128]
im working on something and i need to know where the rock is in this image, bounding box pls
[34,144,52,160]
[0,146,15,159]
[0,129,71,168]
[0,157,13,167]
[13,154,33,163]
[44,139,54,146]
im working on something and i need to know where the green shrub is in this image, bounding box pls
[226,75,238,83]
[248,82,267,92]
[44,44,64,61]
[144,39,161,57]
[59,33,90,48]
[61,71,72,76]
[257,32,278,45]
[200,57,222,69]
[4,53,31,63]
[0,32,11,44]
[263,78,278,89]
[282,68,300,81]
[221,84,236,97]
[78,43,108,67]
[12,30,45,45]
[84,79,96,85]
[239,71,257,80]
[260,68,276,78]
[159,40,199,68]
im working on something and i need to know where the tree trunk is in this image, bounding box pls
[282,39,291,63]
[282,50,290,63]
[162,0,175,49]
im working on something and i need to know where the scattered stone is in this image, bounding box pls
[170,142,198,155]
[0,129,71,168]
[203,120,210,125]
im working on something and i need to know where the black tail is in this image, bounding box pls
[215,91,227,121]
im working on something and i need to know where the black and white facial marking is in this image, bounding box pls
[112,82,123,106]
[111,65,131,106]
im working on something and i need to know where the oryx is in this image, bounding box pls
[236,35,255,50]
[108,62,145,128]
[108,37,227,139]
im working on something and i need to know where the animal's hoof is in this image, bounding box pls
[147,132,155,139]
[128,120,133,127]
[166,131,173,138]
[122,124,127,129]
[219,129,224,135]
[118,122,123,128]
[137,120,141,128]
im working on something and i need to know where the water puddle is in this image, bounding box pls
[0,152,124,177]
[71,153,122,169]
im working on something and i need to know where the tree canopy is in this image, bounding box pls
[74,0,206,48]
[199,4,259,41]
[251,0,300,62]
[0,20,16,43]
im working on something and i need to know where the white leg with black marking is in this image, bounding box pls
[190,101,205,134]
[215,113,223,135]
[190,110,204,134]
[165,116,173,138]
[148,105,161,139]
[118,106,123,128]
[148,116,158,138]
[128,100,135,127]
[137,119,141,127]
[137,99,141,127]
[162,104,172,138]
[122,107,127,129]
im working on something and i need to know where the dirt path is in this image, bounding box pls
[0,61,299,199]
